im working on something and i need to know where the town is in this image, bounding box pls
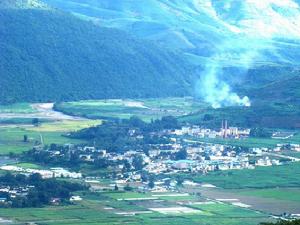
[2,121,299,192]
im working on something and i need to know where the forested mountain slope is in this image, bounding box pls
[0,9,196,103]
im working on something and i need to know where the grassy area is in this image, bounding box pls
[28,120,101,132]
[281,150,300,158]
[11,162,43,169]
[54,98,206,122]
[102,191,153,200]
[187,162,300,189]
[196,133,300,148]
[0,192,272,225]
[236,188,300,202]
[0,103,36,114]
[192,202,263,218]
[0,119,101,155]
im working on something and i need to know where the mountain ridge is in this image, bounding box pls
[0,8,196,104]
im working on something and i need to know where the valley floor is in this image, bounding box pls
[0,98,299,225]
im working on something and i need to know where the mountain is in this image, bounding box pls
[0,8,196,104]
[43,0,300,66]
[42,0,300,108]
[251,75,300,103]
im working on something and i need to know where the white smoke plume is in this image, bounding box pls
[196,0,300,108]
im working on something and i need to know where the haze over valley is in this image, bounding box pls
[0,1,300,225]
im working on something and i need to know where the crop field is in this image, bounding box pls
[54,98,206,121]
[192,132,300,148]
[0,103,37,114]
[0,120,100,155]
[236,188,300,202]
[183,162,300,189]
[0,191,272,225]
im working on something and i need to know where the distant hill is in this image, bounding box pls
[0,0,48,9]
[251,75,300,103]
[0,9,196,104]
[43,0,300,66]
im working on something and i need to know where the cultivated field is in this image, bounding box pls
[0,102,101,155]
[190,162,300,189]
[54,98,206,121]
[0,191,272,225]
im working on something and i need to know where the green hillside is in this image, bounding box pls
[0,9,195,104]
[251,75,300,103]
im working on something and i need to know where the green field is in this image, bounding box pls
[187,162,300,189]
[0,120,100,155]
[11,162,43,169]
[236,188,300,202]
[0,103,37,114]
[54,98,206,121]
[196,134,300,148]
[0,192,272,225]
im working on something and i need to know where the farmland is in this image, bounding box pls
[0,191,272,225]
[0,119,101,155]
[0,103,101,155]
[197,134,300,148]
[54,98,205,122]
[189,162,300,189]
[236,188,300,203]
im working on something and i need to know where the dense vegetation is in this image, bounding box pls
[180,100,300,129]
[261,220,300,225]
[70,116,180,152]
[183,162,300,189]
[0,9,195,104]
[0,172,87,208]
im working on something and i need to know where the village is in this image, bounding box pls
[1,122,299,195]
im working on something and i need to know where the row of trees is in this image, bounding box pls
[70,116,180,153]
[0,173,87,208]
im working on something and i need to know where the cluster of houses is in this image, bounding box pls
[77,142,294,184]
[0,185,32,203]
[172,125,250,139]
[1,124,298,195]
[0,165,82,179]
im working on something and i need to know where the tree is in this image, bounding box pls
[260,220,300,225]
[148,176,155,189]
[164,179,171,187]
[132,155,144,171]
[32,118,39,127]
[23,135,28,142]
[124,184,133,191]
[250,128,271,138]
[114,184,119,191]
[203,114,213,121]
[176,176,184,187]
[175,149,187,160]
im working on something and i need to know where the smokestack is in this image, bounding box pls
[225,120,228,138]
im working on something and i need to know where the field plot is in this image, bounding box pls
[0,120,100,155]
[178,162,300,215]
[195,187,300,215]
[196,133,300,148]
[190,162,300,189]
[236,188,300,203]
[0,191,272,225]
[54,98,205,121]
[0,103,37,114]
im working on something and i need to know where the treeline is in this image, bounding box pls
[0,9,195,104]
[70,116,180,152]
[261,220,300,225]
[0,173,87,208]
